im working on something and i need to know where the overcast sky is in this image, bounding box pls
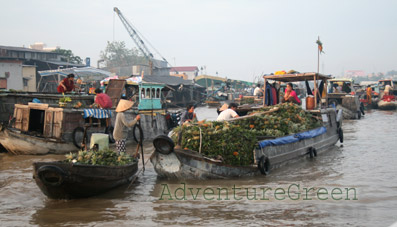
[2,0,396,81]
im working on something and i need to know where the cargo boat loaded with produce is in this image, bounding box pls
[150,73,343,179]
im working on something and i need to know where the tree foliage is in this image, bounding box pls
[52,48,82,64]
[99,41,147,68]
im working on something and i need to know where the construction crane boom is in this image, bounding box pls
[114,7,157,74]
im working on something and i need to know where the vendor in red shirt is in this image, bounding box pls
[57,74,76,93]
[92,88,113,109]
[282,82,301,104]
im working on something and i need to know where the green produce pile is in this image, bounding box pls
[172,103,322,166]
[240,97,255,105]
[64,149,135,166]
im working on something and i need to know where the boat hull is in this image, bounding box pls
[33,161,138,199]
[378,100,397,110]
[0,128,77,155]
[151,109,341,179]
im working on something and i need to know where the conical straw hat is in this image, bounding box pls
[116,99,134,112]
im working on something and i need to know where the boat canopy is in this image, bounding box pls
[38,67,112,81]
[263,72,332,82]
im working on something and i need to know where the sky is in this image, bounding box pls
[1,0,397,81]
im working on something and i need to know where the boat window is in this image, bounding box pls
[141,88,145,99]
[146,88,150,98]
[156,88,160,98]
[151,88,155,99]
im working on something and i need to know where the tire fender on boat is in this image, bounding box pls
[133,124,144,144]
[258,156,270,175]
[153,135,175,155]
[72,127,86,149]
[308,147,317,158]
[338,128,344,143]
[37,165,66,187]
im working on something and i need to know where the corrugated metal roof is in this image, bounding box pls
[0,45,54,54]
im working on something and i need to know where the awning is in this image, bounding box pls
[38,67,112,81]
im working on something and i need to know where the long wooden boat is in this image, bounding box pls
[151,108,342,179]
[151,73,344,179]
[0,126,77,155]
[33,160,138,199]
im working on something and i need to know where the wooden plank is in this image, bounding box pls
[105,79,126,108]
[21,108,29,132]
[28,102,49,110]
[43,110,54,138]
[52,110,63,138]
[14,107,24,130]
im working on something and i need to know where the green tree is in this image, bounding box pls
[52,48,83,64]
[99,41,147,68]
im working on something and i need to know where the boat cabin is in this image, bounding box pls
[263,72,332,109]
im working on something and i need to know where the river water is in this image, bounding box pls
[0,107,396,226]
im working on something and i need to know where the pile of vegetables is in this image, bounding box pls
[64,148,135,166]
[172,103,322,166]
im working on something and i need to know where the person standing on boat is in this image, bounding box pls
[113,100,141,154]
[217,103,239,121]
[253,84,263,97]
[384,84,392,97]
[57,74,77,93]
[366,85,373,104]
[92,88,113,109]
[282,83,301,104]
[180,104,197,125]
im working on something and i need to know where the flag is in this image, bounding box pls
[316,37,324,54]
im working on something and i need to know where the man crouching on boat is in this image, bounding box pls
[113,100,141,154]
[217,103,239,121]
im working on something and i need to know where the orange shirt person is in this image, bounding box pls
[366,86,372,104]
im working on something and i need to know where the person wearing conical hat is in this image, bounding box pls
[113,99,141,154]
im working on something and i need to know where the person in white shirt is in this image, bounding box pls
[217,103,239,121]
[253,84,263,97]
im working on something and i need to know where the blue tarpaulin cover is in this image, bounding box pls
[258,126,327,149]
[83,109,112,119]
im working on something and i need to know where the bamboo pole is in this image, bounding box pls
[263,78,267,107]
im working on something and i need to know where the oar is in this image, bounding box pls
[127,151,152,189]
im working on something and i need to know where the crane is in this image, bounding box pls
[113,7,168,75]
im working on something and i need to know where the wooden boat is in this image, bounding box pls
[33,160,138,199]
[378,95,397,110]
[0,102,113,155]
[151,108,341,179]
[151,73,343,179]
[0,81,175,155]
[327,78,364,119]
[205,100,221,107]
[0,126,77,155]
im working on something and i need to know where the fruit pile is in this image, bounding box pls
[64,149,135,166]
[171,103,322,166]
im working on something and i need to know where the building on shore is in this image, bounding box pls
[0,45,84,92]
[170,66,199,80]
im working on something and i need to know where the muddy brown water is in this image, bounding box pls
[0,107,396,226]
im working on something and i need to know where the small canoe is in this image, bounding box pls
[33,160,138,199]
